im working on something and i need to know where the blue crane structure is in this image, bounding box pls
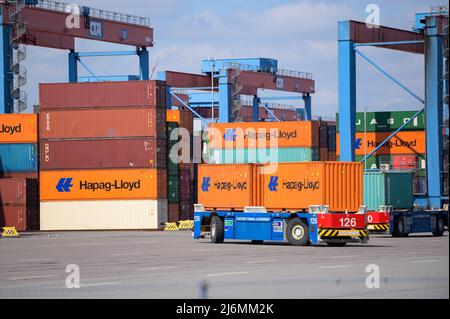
[338,12,449,209]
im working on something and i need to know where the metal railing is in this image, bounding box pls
[223,62,313,80]
[34,0,151,27]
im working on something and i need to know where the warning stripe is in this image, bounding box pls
[368,223,390,231]
[319,229,368,238]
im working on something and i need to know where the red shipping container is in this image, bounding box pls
[319,123,328,147]
[0,178,39,206]
[40,138,167,170]
[0,172,38,179]
[163,71,212,88]
[40,107,166,139]
[179,169,191,200]
[0,205,39,231]
[168,203,180,222]
[0,178,26,204]
[393,155,418,169]
[39,80,166,110]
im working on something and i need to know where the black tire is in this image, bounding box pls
[286,218,310,246]
[393,217,407,237]
[251,240,264,245]
[210,216,224,243]
[433,217,445,237]
[326,242,347,247]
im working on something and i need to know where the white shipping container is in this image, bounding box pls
[40,199,168,231]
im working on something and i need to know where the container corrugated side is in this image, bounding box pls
[0,204,39,231]
[40,107,166,139]
[198,164,258,210]
[363,171,385,210]
[168,175,180,203]
[40,138,167,170]
[40,199,168,230]
[0,178,26,204]
[0,114,38,144]
[210,121,320,148]
[39,81,166,110]
[337,131,426,156]
[212,147,319,164]
[261,162,362,212]
[40,169,167,201]
[0,144,38,172]
[168,203,180,222]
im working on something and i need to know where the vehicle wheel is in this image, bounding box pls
[286,218,310,246]
[433,218,444,237]
[393,217,406,237]
[210,216,224,243]
[251,240,264,245]
[326,242,347,247]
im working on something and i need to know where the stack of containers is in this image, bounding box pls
[327,125,337,161]
[166,108,195,221]
[209,121,320,164]
[166,111,180,222]
[319,121,329,161]
[336,111,426,194]
[39,81,168,230]
[0,114,40,230]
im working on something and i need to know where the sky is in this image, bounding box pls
[22,0,448,117]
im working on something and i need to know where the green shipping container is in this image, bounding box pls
[337,111,425,132]
[168,175,180,203]
[363,171,414,210]
[212,147,319,164]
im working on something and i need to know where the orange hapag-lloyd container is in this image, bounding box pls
[209,121,320,149]
[40,169,167,201]
[197,164,259,210]
[0,114,37,143]
[261,162,363,212]
[336,131,426,156]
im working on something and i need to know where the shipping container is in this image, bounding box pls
[0,171,39,179]
[40,81,166,110]
[212,147,319,164]
[336,131,426,156]
[392,155,419,169]
[40,199,168,230]
[168,203,180,222]
[261,162,363,212]
[198,164,259,210]
[327,125,337,150]
[179,169,191,200]
[363,171,414,210]
[168,175,180,203]
[414,175,427,194]
[0,144,38,172]
[40,169,167,201]
[167,110,181,123]
[210,121,320,149]
[328,150,336,161]
[336,111,425,132]
[39,107,166,139]
[319,123,328,147]
[0,113,38,143]
[0,205,39,231]
[40,138,167,170]
[0,178,26,204]
[319,148,328,161]
[180,200,193,220]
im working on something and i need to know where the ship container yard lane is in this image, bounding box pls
[39,80,166,109]
[40,138,167,170]
[40,169,167,201]
[210,121,320,149]
[0,114,38,144]
[336,131,426,156]
[39,107,166,139]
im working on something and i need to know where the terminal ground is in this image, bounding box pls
[0,231,448,299]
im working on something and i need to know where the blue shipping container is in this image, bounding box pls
[0,144,38,172]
